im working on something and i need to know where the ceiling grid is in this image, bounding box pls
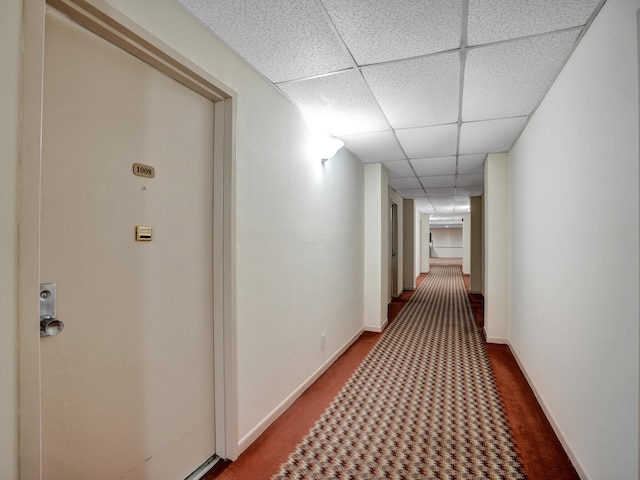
[451,0,470,220]
[178,0,607,226]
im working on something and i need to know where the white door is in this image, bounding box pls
[40,8,216,479]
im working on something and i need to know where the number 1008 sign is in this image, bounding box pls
[133,163,155,178]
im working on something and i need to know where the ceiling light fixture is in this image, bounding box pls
[320,137,345,165]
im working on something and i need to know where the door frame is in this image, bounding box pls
[18,0,238,477]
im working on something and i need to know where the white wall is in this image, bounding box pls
[402,199,416,290]
[0,1,21,478]
[430,227,463,258]
[470,196,483,294]
[364,164,389,331]
[414,209,429,278]
[420,214,430,272]
[389,188,404,299]
[484,154,510,344]
[509,0,640,477]
[12,0,367,461]
[462,214,471,274]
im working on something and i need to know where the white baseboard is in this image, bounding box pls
[506,341,589,480]
[237,327,365,455]
[364,317,388,333]
[486,336,508,344]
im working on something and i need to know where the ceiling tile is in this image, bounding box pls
[279,70,389,136]
[456,186,484,196]
[396,189,427,199]
[456,173,484,187]
[178,0,352,83]
[426,187,455,197]
[388,177,421,190]
[457,154,486,174]
[322,0,462,65]
[459,117,527,154]
[362,52,460,129]
[383,160,414,178]
[431,219,456,225]
[341,130,405,163]
[411,156,456,176]
[430,196,458,206]
[467,0,602,46]
[419,175,456,188]
[430,221,456,227]
[463,30,580,122]
[414,198,435,213]
[180,0,603,224]
[431,203,455,214]
[396,124,458,158]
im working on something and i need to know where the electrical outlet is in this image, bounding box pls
[321,333,326,350]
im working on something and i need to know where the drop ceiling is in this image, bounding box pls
[178,0,605,226]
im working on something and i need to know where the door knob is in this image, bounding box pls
[40,315,64,337]
[40,283,64,337]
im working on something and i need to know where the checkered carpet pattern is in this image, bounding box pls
[272,265,526,479]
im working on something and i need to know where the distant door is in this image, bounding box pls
[40,8,216,479]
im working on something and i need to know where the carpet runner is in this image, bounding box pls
[272,265,526,479]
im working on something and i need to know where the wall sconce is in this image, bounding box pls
[319,137,344,165]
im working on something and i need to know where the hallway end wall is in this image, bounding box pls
[430,227,463,259]
[509,0,640,478]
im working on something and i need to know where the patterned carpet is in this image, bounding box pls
[272,265,526,479]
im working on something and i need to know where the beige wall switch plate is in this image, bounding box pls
[135,226,153,241]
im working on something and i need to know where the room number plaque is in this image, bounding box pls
[133,163,155,178]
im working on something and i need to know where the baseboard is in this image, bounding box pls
[507,341,589,480]
[237,327,365,455]
[486,336,508,344]
[364,317,388,333]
